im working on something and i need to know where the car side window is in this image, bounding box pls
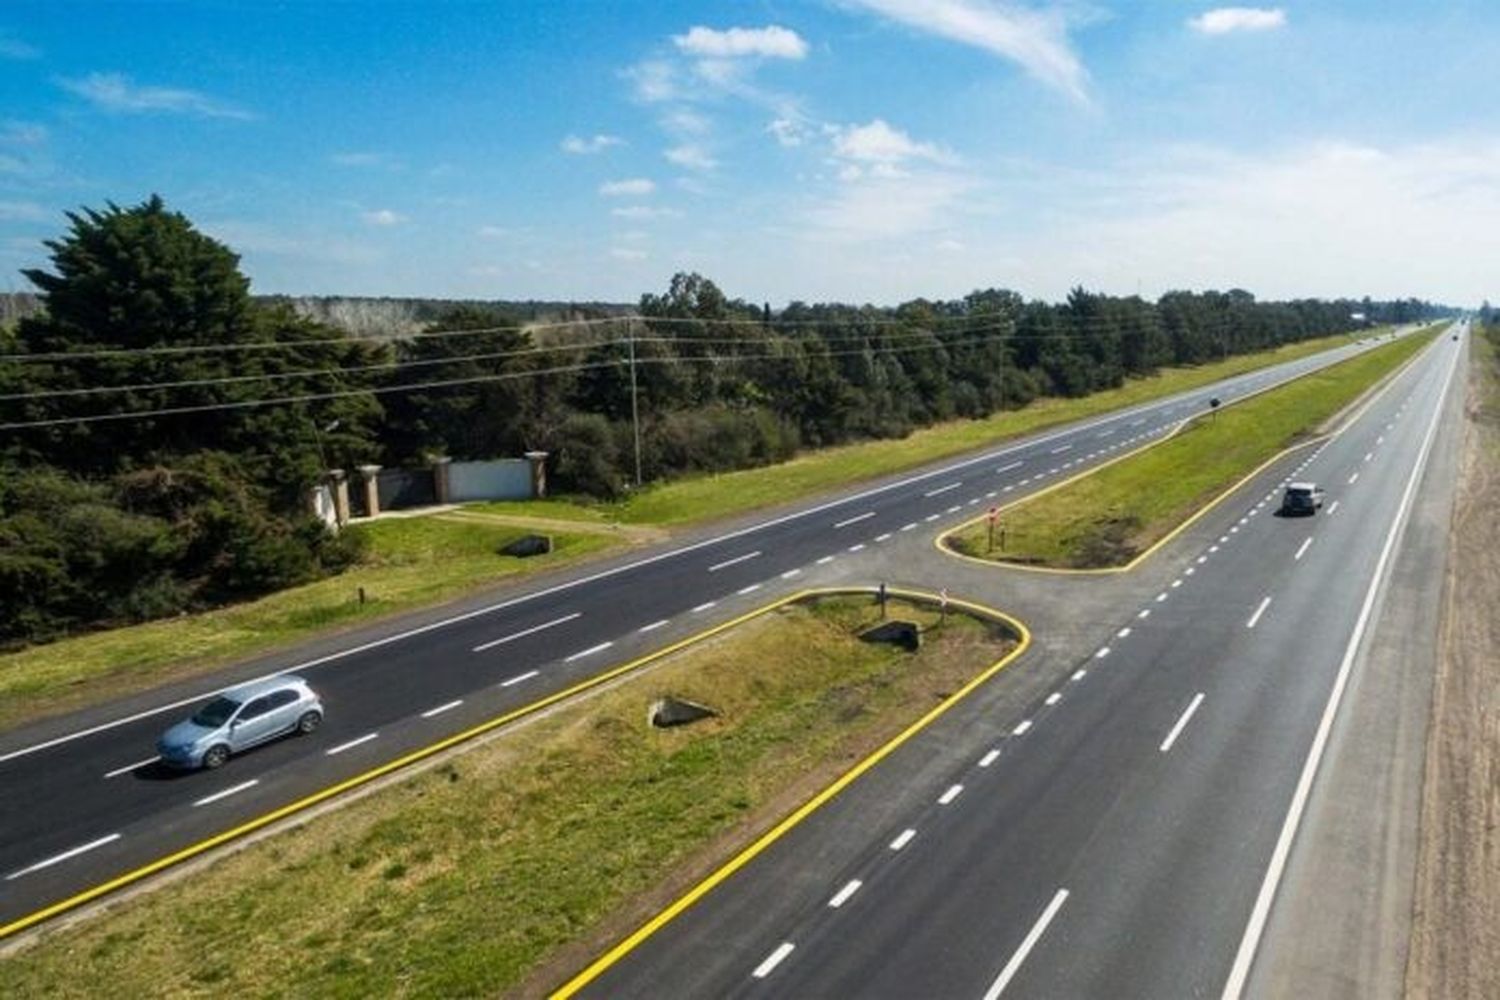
[238,696,272,720]
[267,689,299,710]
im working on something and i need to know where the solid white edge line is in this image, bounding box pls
[889,828,917,851]
[564,641,613,663]
[752,942,795,979]
[420,699,463,718]
[828,879,863,909]
[104,755,159,779]
[708,550,762,572]
[1221,330,1459,1000]
[833,511,876,529]
[1159,693,1206,753]
[1246,596,1272,629]
[192,779,259,808]
[325,732,379,756]
[501,669,540,687]
[981,888,1070,1000]
[0,344,1368,765]
[6,833,123,880]
[472,611,582,653]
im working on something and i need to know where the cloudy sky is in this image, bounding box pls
[2,1,1499,306]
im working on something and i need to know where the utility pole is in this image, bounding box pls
[628,320,643,487]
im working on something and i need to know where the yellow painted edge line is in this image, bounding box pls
[0,588,833,942]
[934,330,1440,577]
[551,586,1031,999]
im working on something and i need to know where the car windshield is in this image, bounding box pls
[190,696,240,728]
[1288,488,1311,497]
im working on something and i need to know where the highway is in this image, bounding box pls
[566,324,1465,998]
[0,328,1439,939]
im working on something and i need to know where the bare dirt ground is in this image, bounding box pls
[1405,342,1500,999]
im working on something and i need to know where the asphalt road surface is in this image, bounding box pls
[570,325,1465,998]
[0,327,1440,949]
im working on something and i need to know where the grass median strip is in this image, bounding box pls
[1,594,1014,998]
[945,330,1438,569]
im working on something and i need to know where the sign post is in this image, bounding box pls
[987,506,999,552]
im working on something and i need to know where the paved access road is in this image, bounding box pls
[569,325,1465,999]
[0,329,1429,934]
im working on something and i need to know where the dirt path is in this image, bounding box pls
[1405,342,1500,999]
[436,509,669,544]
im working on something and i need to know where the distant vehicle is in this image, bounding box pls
[1280,482,1325,516]
[158,675,323,769]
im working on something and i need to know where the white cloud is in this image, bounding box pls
[561,133,624,154]
[665,144,717,170]
[58,73,254,119]
[610,247,649,261]
[672,25,809,60]
[768,118,807,147]
[810,171,972,242]
[662,109,712,135]
[0,200,48,222]
[626,60,679,103]
[0,32,39,60]
[0,121,47,145]
[361,209,405,226]
[830,119,953,165]
[844,0,1088,103]
[599,178,657,197]
[611,205,680,220]
[1189,8,1287,35]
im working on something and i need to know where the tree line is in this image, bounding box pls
[0,196,1454,646]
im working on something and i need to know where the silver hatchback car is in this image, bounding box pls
[158,675,323,769]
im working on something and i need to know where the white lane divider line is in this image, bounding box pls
[1071,669,1087,682]
[1348,472,1359,485]
[104,755,159,779]
[889,828,917,851]
[421,699,463,718]
[639,619,671,632]
[6,833,122,880]
[875,533,892,543]
[1155,592,1168,603]
[1185,567,1196,577]
[1246,596,1273,629]
[924,514,941,523]
[1012,720,1033,737]
[1138,609,1151,620]
[1051,444,1072,454]
[1117,627,1132,638]
[1198,555,1208,564]
[828,879,863,909]
[946,505,963,514]
[1364,452,1374,462]
[924,482,963,498]
[1044,693,1061,706]
[564,641,614,663]
[752,942,796,980]
[980,749,1001,768]
[692,601,717,613]
[780,569,802,580]
[816,555,836,565]
[847,544,866,554]
[1171,579,1183,589]
[193,779,259,808]
[738,583,763,596]
[939,784,964,805]
[986,491,998,499]
[1294,537,1313,561]
[501,670,540,687]
[1095,647,1112,659]
[900,522,918,532]
[709,550,762,572]
[1160,693,1206,753]
[996,460,1025,473]
[1328,500,1340,515]
[472,611,582,653]
[981,888,1070,1000]
[326,732,379,756]
[834,512,876,529]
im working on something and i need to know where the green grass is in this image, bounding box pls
[0,596,1013,999]
[947,330,1439,568]
[592,332,1366,526]
[0,517,621,731]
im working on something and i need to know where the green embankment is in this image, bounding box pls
[946,330,1439,568]
[0,596,1012,998]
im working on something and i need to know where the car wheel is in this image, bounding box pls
[296,710,322,735]
[202,744,231,769]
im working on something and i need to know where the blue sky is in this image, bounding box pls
[3,1,1499,306]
